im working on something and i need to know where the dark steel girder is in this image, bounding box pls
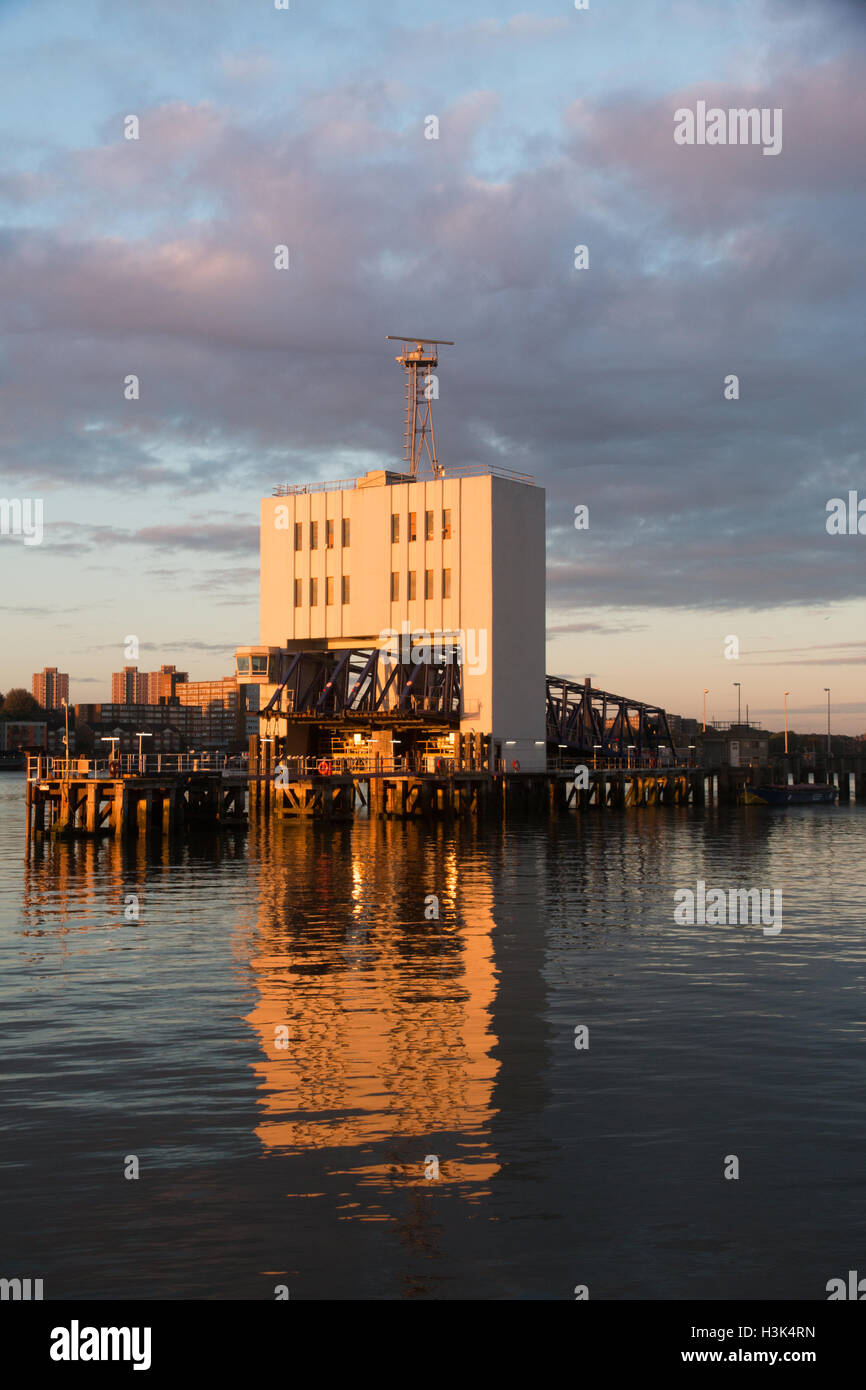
[546,676,676,758]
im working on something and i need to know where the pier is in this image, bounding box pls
[25,755,247,841]
[25,748,865,841]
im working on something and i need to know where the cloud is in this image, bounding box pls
[0,15,864,618]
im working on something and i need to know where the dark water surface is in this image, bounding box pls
[1,774,864,1300]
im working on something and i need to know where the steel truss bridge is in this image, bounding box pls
[546,676,676,760]
[260,646,463,725]
[259,651,675,757]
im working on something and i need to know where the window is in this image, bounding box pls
[342,576,350,604]
[236,656,250,674]
[391,513,400,543]
[407,570,417,600]
[294,579,302,607]
[342,517,350,547]
[408,511,417,542]
[390,572,400,601]
[294,522,303,551]
[326,576,334,606]
[425,509,434,540]
[310,578,318,606]
[442,568,451,599]
[310,520,319,549]
[326,519,334,549]
[425,569,434,599]
[251,655,268,673]
[442,508,451,540]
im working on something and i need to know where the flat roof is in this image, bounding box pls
[273,462,535,495]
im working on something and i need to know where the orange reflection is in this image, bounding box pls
[245,821,500,1196]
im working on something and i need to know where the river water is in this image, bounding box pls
[1,773,863,1300]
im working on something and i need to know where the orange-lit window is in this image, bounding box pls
[424,569,434,599]
[294,522,303,551]
[326,519,334,549]
[425,509,434,540]
[342,518,350,547]
[310,521,318,549]
[310,578,318,606]
[391,514,400,543]
[442,568,451,599]
[442,509,451,540]
[326,576,334,606]
[407,571,417,600]
[390,572,399,601]
[342,576,350,604]
[408,511,417,541]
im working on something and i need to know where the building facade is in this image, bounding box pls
[240,465,547,769]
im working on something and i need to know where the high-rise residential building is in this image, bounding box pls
[144,664,188,704]
[32,667,69,710]
[110,664,189,704]
[111,666,147,704]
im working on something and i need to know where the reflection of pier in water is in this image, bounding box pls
[244,821,502,1203]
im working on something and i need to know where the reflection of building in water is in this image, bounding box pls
[245,822,500,1191]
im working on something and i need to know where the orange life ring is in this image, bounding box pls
[317,759,332,776]
[512,759,520,772]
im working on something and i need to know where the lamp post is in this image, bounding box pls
[784,692,790,755]
[733,682,741,727]
[702,689,709,733]
[61,697,70,779]
[688,744,695,768]
[135,731,152,773]
[627,744,635,769]
[823,688,831,759]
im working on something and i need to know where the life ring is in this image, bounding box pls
[109,758,120,777]
[317,759,332,776]
[512,759,520,772]
[435,756,446,774]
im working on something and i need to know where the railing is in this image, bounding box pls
[273,462,535,495]
[27,753,248,780]
[545,754,690,772]
[260,755,457,778]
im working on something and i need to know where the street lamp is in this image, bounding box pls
[702,689,709,733]
[61,697,70,779]
[135,731,152,772]
[733,682,741,727]
[593,743,602,770]
[784,692,790,755]
[627,744,635,769]
[823,688,831,759]
[688,744,695,768]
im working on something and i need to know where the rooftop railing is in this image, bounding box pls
[273,462,535,495]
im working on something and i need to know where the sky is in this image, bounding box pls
[0,0,864,732]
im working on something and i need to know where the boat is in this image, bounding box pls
[742,783,837,806]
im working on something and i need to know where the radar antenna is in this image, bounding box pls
[385,336,454,477]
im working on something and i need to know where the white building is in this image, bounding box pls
[236,464,547,771]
